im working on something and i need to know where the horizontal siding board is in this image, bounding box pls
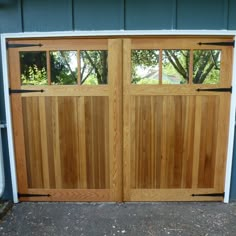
[0,48,6,122]
[1,130,13,200]
[0,1,22,33]
[177,0,227,29]
[228,0,236,29]
[230,130,236,200]
[22,0,73,31]
[125,0,176,30]
[0,0,22,200]
[73,0,123,30]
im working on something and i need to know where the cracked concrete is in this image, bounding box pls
[0,202,236,235]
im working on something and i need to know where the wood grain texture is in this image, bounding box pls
[8,49,29,192]
[9,38,122,202]
[123,37,233,201]
[21,96,110,189]
[20,189,111,202]
[108,39,123,201]
[7,38,108,51]
[129,95,222,190]
[131,37,234,50]
[9,36,233,202]
[130,95,195,189]
[129,189,223,202]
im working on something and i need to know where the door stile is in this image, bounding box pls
[123,39,132,201]
[108,39,123,201]
[8,48,29,193]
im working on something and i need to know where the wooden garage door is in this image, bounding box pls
[8,36,233,202]
[123,37,233,201]
[8,38,122,201]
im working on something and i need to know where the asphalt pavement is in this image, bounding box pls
[0,202,236,235]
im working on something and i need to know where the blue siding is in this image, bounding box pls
[73,0,123,30]
[177,0,228,29]
[125,0,176,30]
[22,0,73,31]
[0,1,22,32]
[230,128,236,200]
[228,0,236,29]
[0,1,22,200]
[1,130,12,200]
[0,0,236,201]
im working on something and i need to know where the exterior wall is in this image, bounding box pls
[230,127,236,199]
[0,0,236,200]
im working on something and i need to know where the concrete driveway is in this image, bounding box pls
[0,202,236,235]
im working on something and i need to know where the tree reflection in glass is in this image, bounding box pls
[80,50,108,85]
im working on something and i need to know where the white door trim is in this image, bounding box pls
[1,30,236,203]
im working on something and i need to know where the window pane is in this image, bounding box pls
[20,51,47,85]
[193,50,221,84]
[50,51,78,85]
[131,50,159,84]
[162,50,190,84]
[80,50,108,85]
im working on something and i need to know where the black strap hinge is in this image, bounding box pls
[198,41,235,47]
[196,87,232,93]
[7,42,43,49]
[192,192,225,197]
[18,193,51,198]
[9,88,44,94]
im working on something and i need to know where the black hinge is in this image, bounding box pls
[9,88,44,94]
[196,87,232,93]
[7,42,43,49]
[198,41,235,47]
[18,193,51,198]
[192,192,225,197]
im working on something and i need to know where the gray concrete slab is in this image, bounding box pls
[0,202,235,236]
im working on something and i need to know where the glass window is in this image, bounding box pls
[193,50,221,84]
[20,51,47,85]
[131,49,159,84]
[162,50,190,84]
[50,51,78,85]
[80,50,108,85]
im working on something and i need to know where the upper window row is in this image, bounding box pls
[20,50,108,85]
[131,49,221,85]
[20,49,221,86]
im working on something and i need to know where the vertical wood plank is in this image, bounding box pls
[181,96,195,188]
[39,97,50,188]
[192,96,202,188]
[45,97,56,188]
[22,97,43,188]
[160,96,167,188]
[198,96,218,188]
[108,39,123,201]
[52,97,62,188]
[214,94,231,189]
[8,49,28,192]
[77,97,87,188]
[58,97,78,188]
[123,39,132,200]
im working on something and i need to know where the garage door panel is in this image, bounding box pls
[8,36,233,202]
[9,38,122,201]
[124,37,233,201]
[22,96,110,189]
[131,95,197,189]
